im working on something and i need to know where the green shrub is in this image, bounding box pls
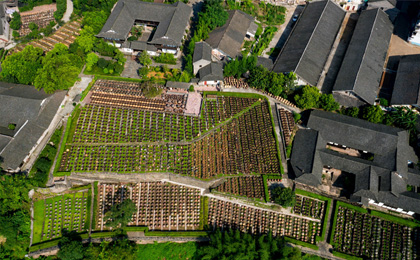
[8,123,16,130]
[54,0,67,21]
[153,53,177,64]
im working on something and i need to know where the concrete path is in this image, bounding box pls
[62,0,74,23]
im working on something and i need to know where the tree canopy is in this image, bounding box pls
[0,174,34,259]
[271,186,295,208]
[361,105,384,124]
[294,86,321,110]
[57,233,84,260]
[0,45,43,85]
[34,44,83,93]
[197,229,319,260]
[104,199,137,228]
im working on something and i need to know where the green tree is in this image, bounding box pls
[10,12,21,30]
[343,107,359,118]
[138,51,152,67]
[104,199,136,228]
[82,11,109,34]
[319,94,340,111]
[361,105,384,124]
[57,233,84,260]
[84,239,137,260]
[74,26,97,53]
[294,85,321,110]
[34,44,82,93]
[390,107,417,131]
[28,22,39,31]
[86,52,99,71]
[271,186,295,207]
[0,45,43,85]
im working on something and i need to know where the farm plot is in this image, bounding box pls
[90,80,187,114]
[71,105,203,143]
[278,108,296,146]
[59,92,281,179]
[332,205,420,259]
[208,198,321,244]
[14,19,82,53]
[96,182,201,231]
[19,4,56,36]
[293,195,326,220]
[213,176,265,200]
[59,144,190,173]
[32,190,90,244]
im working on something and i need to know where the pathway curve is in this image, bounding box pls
[62,0,74,23]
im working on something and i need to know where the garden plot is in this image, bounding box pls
[293,195,326,220]
[14,19,82,53]
[332,205,420,259]
[59,92,281,179]
[213,176,265,200]
[90,80,187,114]
[96,182,201,231]
[208,198,321,244]
[32,190,90,244]
[71,105,203,143]
[18,4,56,36]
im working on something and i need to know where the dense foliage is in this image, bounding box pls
[31,127,62,187]
[104,199,137,228]
[0,174,34,258]
[10,12,22,30]
[54,0,67,21]
[271,186,295,207]
[73,0,117,15]
[185,0,229,74]
[197,229,320,260]
[0,45,43,85]
[153,53,177,65]
[294,86,340,111]
[136,241,197,260]
[226,0,286,26]
[253,26,277,55]
[223,56,297,97]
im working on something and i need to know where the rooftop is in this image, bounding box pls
[291,110,420,213]
[198,62,224,82]
[0,83,65,170]
[390,54,420,106]
[205,10,255,58]
[272,0,345,86]
[97,0,192,47]
[333,8,393,104]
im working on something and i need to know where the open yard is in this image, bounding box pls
[32,189,91,244]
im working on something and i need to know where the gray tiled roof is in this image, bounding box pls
[205,10,254,58]
[333,8,393,104]
[272,0,345,86]
[193,42,212,63]
[0,83,66,170]
[198,62,223,82]
[290,110,420,213]
[390,54,420,106]
[97,0,192,47]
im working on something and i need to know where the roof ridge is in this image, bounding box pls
[213,10,236,52]
[294,0,330,82]
[352,8,381,102]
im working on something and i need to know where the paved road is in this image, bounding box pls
[62,0,74,23]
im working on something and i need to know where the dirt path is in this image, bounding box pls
[62,0,73,23]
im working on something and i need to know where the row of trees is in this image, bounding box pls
[0,44,83,93]
[197,229,320,260]
[294,86,340,111]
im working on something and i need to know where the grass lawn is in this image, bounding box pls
[136,241,198,260]
[83,65,121,76]
[32,200,46,244]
